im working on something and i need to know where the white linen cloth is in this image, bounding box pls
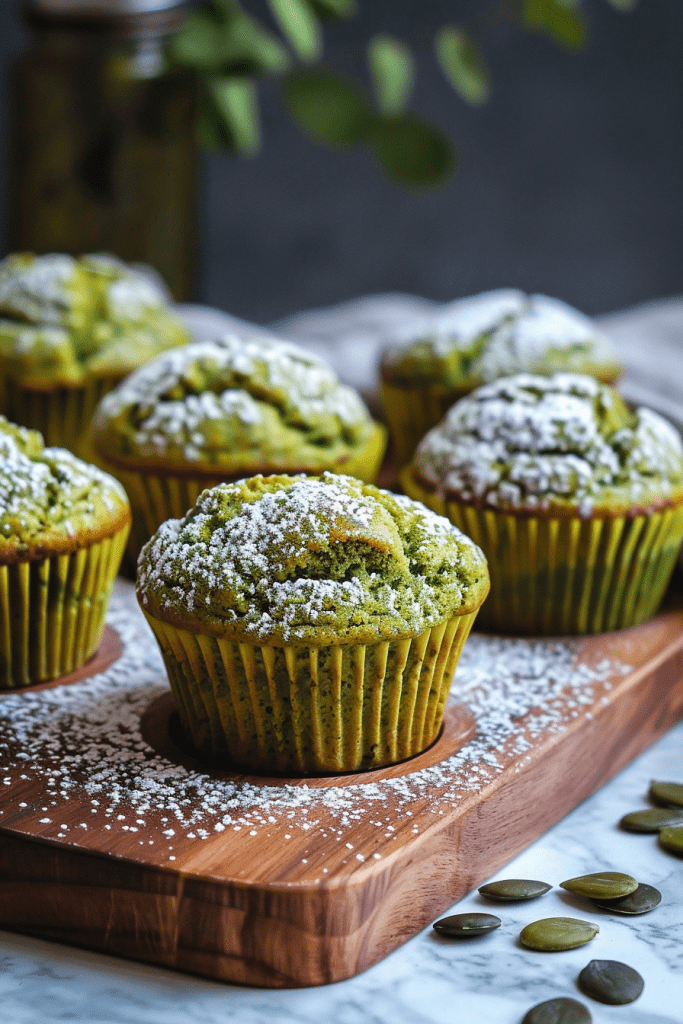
[176,293,683,428]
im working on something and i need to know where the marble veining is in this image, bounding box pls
[2,294,683,1023]
[1,715,682,1024]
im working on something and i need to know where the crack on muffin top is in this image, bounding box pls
[382,291,620,386]
[94,334,375,468]
[136,473,489,643]
[0,417,129,549]
[413,373,683,515]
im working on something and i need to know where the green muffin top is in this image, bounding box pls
[136,473,489,644]
[93,334,379,474]
[381,290,621,388]
[0,252,190,388]
[0,417,130,561]
[412,373,683,517]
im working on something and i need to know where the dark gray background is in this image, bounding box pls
[1,1,682,324]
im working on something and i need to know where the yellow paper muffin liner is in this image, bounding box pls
[0,523,129,688]
[103,421,387,571]
[5,378,117,463]
[144,609,479,773]
[402,470,683,635]
[382,367,622,470]
[381,379,467,468]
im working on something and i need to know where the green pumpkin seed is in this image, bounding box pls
[577,959,644,1005]
[659,825,683,855]
[649,780,683,807]
[520,918,599,951]
[589,882,661,915]
[620,807,683,832]
[432,912,501,937]
[521,997,592,1024]
[559,871,638,899]
[478,878,552,902]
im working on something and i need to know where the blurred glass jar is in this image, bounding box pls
[9,0,199,300]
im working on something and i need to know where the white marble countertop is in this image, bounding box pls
[3,293,683,1023]
[1,714,682,1024]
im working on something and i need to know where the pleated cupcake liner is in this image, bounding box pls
[401,471,683,635]
[4,378,117,463]
[144,609,479,774]
[0,523,129,688]
[104,421,387,571]
[381,380,467,468]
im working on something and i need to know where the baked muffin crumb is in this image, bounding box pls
[137,473,488,644]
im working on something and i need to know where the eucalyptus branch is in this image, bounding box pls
[168,0,639,186]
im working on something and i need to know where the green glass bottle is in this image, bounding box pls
[9,0,198,300]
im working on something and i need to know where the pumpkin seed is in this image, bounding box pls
[649,780,683,807]
[589,882,661,915]
[478,878,552,902]
[577,959,644,1005]
[659,825,683,855]
[520,917,599,951]
[521,997,592,1024]
[620,807,683,832]
[559,871,638,899]
[432,912,501,937]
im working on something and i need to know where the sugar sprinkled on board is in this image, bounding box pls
[0,582,630,850]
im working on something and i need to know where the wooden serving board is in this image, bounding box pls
[0,581,682,988]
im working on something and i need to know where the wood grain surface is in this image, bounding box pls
[1,596,683,988]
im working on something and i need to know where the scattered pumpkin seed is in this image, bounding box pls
[559,871,638,899]
[589,882,661,916]
[478,878,552,902]
[519,918,599,952]
[577,959,644,1005]
[521,997,592,1024]
[620,807,683,832]
[432,912,501,938]
[649,780,683,807]
[659,825,683,855]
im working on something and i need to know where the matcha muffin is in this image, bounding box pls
[0,252,190,458]
[93,333,387,565]
[381,290,622,465]
[401,373,683,635]
[0,417,131,687]
[137,473,488,773]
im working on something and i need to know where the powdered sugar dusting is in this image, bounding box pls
[95,334,371,463]
[137,474,486,642]
[0,582,631,853]
[0,254,78,327]
[383,290,618,381]
[0,419,127,541]
[105,276,166,322]
[415,373,683,514]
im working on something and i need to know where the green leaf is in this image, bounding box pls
[283,72,374,147]
[307,0,357,19]
[268,0,322,62]
[210,0,241,22]
[208,76,261,155]
[372,115,456,186]
[169,9,290,75]
[435,26,490,106]
[368,35,414,116]
[523,0,588,50]
[227,14,291,74]
[168,12,228,70]
[198,95,233,150]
